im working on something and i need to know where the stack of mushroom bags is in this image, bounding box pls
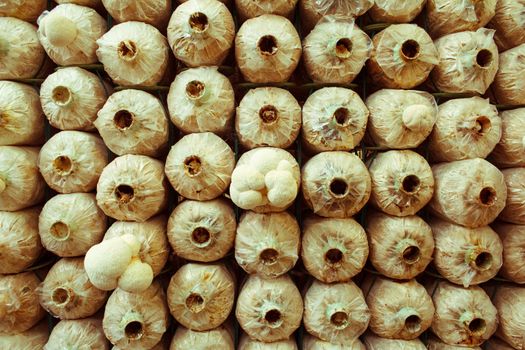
[0,0,525,349]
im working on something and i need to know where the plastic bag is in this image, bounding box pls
[299,0,373,34]
[45,318,109,350]
[302,151,371,218]
[95,89,169,157]
[168,67,235,135]
[428,97,501,162]
[39,193,106,257]
[235,211,300,278]
[102,0,171,30]
[168,199,236,262]
[170,325,234,350]
[167,0,234,67]
[239,333,297,349]
[38,131,108,193]
[499,168,525,224]
[0,0,46,22]
[493,43,525,105]
[493,222,525,284]
[0,321,48,348]
[489,108,525,168]
[303,17,371,84]
[302,87,368,153]
[236,14,301,83]
[236,87,301,149]
[301,216,368,283]
[235,0,297,21]
[96,155,168,222]
[489,0,525,51]
[362,332,426,349]
[165,132,235,201]
[426,334,482,350]
[0,81,44,146]
[369,0,425,23]
[429,158,507,228]
[430,218,503,287]
[493,284,525,349]
[303,334,365,349]
[167,263,235,331]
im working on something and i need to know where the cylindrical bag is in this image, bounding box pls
[235,211,300,278]
[0,321,48,348]
[493,43,525,105]
[488,0,525,51]
[492,222,525,284]
[168,198,236,262]
[170,325,234,350]
[102,0,171,30]
[45,318,109,350]
[165,132,235,201]
[235,14,301,83]
[369,0,425,23]
[428,97,501,162]
[95,89,169,157]
[303,280,370,344]
[0,207,42,274]
[303,334,365,350]
[0,81,44,146]
[301,215,368,283]
[167,263,235,331]
[301,87,368,153]
[235,0,297,21]
[429,158,507,228]
[426,334,482,350]
[365,211,434,280]
[236,274,303,342]
[499,168,525,224]
[299,0,373,34]
[238,333,298,349]
[362,332,426,349]
[485,338,515,350]
[0,0,47,22]
[430,218,503,287]
[365,89,437,149]
[367,24,439,89]
[236,87,301,149]
[489,108,525,168]
[492,284,525,350]
[38,257,107,319]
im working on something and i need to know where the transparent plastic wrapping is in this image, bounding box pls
[362,332,426,349]
[301,151,371,218]
[56,0,102,6]
[97,21,170,86]
[45,318,109,350]
[0,81,44,146]
[236,275,303,342]
[369,150,434,216]
[102,0,171,30]
[368,24,438,89]
[167,0,235,67]
[170,325,234,350]
[0,207,41,274]
[235,211,300,278]
[235,0,297,21]
[369,0,425,23]
[96,154,167,222]
[365,211,434,280]
[428,280,497,347]
[38,4,107,65]
[0,147,45,212]
[363,276,434,340]
[38,131,108,194]
[0,0,47,22]
[303,17,371,84]
[103,282,169,349]
[426,334,482,350]
[429,158,507,228]
[0,321,48,348]
[40,67,109,131]
[0,17,45,79]
[489,0,525,51]
[103,216,169,277]
[85,216,169,293]
[38,257,107,319]
[430,218,503,287]
[365,89,437,149]
[485,337,515,350]
[239,333,298,349]
[168,199,236,262]
[493,43,525,105]
[303,334,365,350]
[428,97,501,162]
[299,0,373,34]
[426,0,496,38]
[95,89,169,157]
[235,14,301,83]
[166,132,235,201]
[493,285,525,349]
[493,222,525,284]
[304,280,370,344]
[230,147,300,212]
[167,67,235,135]
[499,168,525,224]
[301,87,368,153]
[489,108,525,168]
[167,263,235,331]
[39,193,106,257]
[431,28,499,94]
[0,272,45,335]
[236,87,301,149]
[301,216,368,283]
